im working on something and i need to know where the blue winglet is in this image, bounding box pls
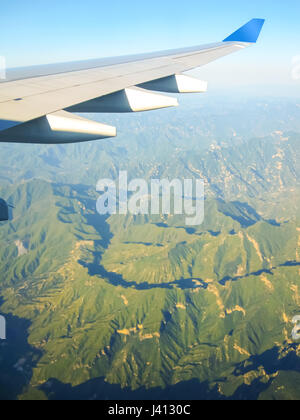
[223,19,265,43]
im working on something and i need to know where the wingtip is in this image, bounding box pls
[223,18,265,43]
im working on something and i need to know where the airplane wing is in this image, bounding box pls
[0,19,265,144]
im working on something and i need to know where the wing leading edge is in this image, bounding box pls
[0,19,265,144]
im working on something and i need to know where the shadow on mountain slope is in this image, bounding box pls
[79,257,208,291]
[40,377,223,401]
[233,344,300,378]
[39,374,272,401]
[219,262,300,286]
[39,344,300,401]
[217,200,281,228]
[0,306,43,400]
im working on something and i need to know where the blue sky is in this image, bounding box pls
[1,0,300,94]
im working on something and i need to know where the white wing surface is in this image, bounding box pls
[0,19,265,144]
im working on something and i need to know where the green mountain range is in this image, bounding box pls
[0,97,300,400]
